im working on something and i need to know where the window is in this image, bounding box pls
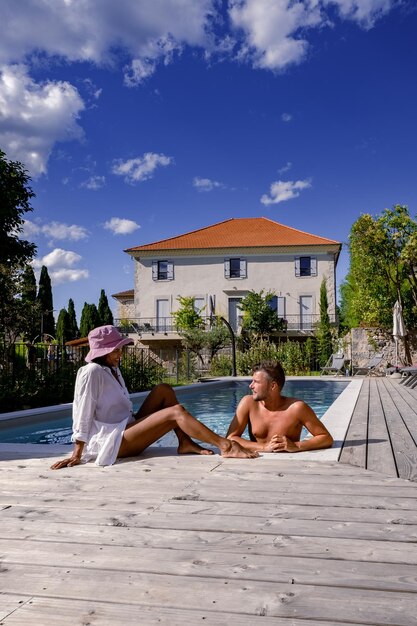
[269,296,286,317]
[194,297,205,313]
[295,256,317,277]
[152,260,174,281]
[224,258,247,279]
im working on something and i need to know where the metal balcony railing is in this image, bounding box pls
[115,314,338,336]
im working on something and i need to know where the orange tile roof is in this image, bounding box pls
[111,289,134,299]
[126,217,340,252]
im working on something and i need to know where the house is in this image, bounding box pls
[120,217,341,346]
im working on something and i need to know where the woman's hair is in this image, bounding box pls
[91,355,111,366]
[253,361,285,389]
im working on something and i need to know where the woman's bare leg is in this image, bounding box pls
[118,402,258,459]
[134,383,213,455]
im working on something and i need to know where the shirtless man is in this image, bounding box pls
[227,361,333,453]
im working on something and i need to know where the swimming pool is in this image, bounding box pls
[0,379,349,447]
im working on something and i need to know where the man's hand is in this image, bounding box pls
[264,434,299,453]
[50,456,82,470]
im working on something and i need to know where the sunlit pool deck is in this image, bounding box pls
[1,376,417,625]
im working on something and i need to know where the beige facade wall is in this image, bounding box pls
[132,249,338,321]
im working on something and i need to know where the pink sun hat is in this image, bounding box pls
[85,325,134,363]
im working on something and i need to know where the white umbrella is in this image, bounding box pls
[393,300,406,366]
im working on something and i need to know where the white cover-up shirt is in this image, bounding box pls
[72,362,135,466]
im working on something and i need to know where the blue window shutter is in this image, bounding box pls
[167,262,174,280]
[240,259,247,278]
[224,259,230,278]
[152,261,158,280]
[311,258,317,276]
[295,257,300,277]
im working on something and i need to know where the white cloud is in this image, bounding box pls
[229,0,395,71]
[48,268,90,285]
[281,112,292,122]
[80,175,106,190]
[323,0,394,28]
[32,248,82,269]
[193,176,224,192]
[22,219,41,239]
[0,64,84,176]
[31,247,89,285]
[0,0,213,73]
[23,219,88,243]
[278,161,292,174]
[104,218,141,235]
[260,178,312,205]
[112,152,173,184]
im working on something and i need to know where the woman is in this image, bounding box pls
[51,325,257,469]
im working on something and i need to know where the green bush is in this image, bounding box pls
[209,354,233,376]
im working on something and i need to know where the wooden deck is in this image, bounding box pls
[1,377,417,625]
[340,376,417,481]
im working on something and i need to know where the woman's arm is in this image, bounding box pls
[50,440,85,469]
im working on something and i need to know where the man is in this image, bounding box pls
[227,361,334,453]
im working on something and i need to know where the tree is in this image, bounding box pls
[67,298,79,339]
[56,308,73,344]
[239,290,281,338]
[21,264,39,340]
[79,303,100,337]
[98,289,114,325]
[172,296,204,331]
[340,205,417,329]
[0,149,36,266]
[0,150,38,354]
[37,265,55,337]
[316,278,333,366]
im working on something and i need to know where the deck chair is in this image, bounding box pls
[320,353,345,376]
[353,352,384,376]
[398,365,417,384]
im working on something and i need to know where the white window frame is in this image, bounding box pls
[295,256,317,277]
[224,258,247,279]
[152,260,174,281]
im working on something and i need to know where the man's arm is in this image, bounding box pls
[227,396,259,451]
[276,401,333,452]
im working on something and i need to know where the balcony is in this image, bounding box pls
[115,314,338,337]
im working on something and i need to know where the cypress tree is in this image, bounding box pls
[97,289,114,325]
[37,265,55,337]
[80,303,100,338]
[316,279,333,366]
[21,264,39,340]
[56,308,72,344]
[67,298,79,339]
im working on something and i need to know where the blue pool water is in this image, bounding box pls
[0,379,348,446]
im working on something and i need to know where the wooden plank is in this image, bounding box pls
[1,564,416,625]
[1,518,417,565]
[339,378,368,468]
[2,496,417,526]
[367,379,397,476]
[0,594,32,622]
[378,379,417,481]
[2,539,417,593]
[1,504,416,543]
[0,595,372,626]
[384,378,417,443]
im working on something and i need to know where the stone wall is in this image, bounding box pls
[341,328,417,375]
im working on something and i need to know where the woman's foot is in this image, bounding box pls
[177,439,214,455]
[220,439,258,458]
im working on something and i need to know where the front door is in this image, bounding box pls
[156,298,169,332]
[300,295,313,330]
[228,297,242,332]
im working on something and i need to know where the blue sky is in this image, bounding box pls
[1,0,416,321]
